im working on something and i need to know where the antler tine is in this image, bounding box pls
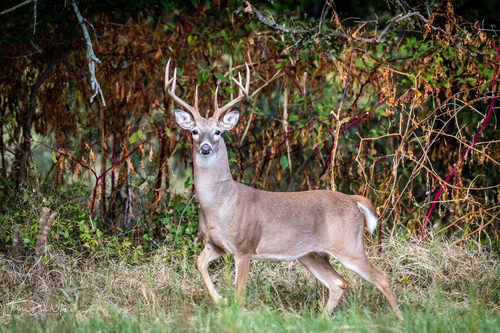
[232,71,248,98]
[213,63,253,120]
[245,62,250,93]
[214,85,219,117]
[164,58,200,119]
[195,85,199,113]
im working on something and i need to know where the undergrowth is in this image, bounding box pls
[1,235,499,331]
[1,181,499,332]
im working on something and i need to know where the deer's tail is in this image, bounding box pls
[352,195,378,234]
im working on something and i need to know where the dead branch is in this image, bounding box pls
[0,0,35,16]
[35,206,48,248]
[12,227,20,260]
[72,1,106,106]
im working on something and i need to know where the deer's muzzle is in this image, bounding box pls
[200,144,212,156]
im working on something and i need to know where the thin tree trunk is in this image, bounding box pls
[100,107,107,218]
[14,51,63,185]
[125,157,135,229]
[155,129,166,211]
[11,227,19,260]
[110,131,117,221]
[0,109,6,180]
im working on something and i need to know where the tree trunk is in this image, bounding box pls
[13,51,63,186]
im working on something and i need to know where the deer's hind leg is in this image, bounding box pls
[197,242,225,304]
[334,251,401,318]
[299,253,349,311]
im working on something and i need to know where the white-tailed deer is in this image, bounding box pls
[164,60,401,317]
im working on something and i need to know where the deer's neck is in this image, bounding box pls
[193,138,235,208]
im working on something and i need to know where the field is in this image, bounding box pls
[2,238,499,332]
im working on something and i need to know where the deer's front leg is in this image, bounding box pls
[197,242,224,304]
[234,255,251,308]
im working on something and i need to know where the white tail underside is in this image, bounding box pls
[357,203,378,233]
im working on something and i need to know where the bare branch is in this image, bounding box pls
[247,2,448,47]
[11,227,20,260]
[72,1,106,106]
[246,4,302,60]
[0,0,35,16]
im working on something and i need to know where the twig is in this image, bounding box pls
[317,1,330,34]
[37,211,57,248]
[72,1,106,106]
[125,157,135,229]
[452,210,500,245]
[178,195,196,228]
[35,207,48,248]
[418,47,500,240]
[246,4,301,60]
[12,227,20,260]
[283,85,291,172]
[0,0,34,16]
[32,0,37,35]
[330,52,354,191]
[34,206,54,333]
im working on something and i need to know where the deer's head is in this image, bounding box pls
[165,60,250,159]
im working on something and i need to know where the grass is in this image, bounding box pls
[2,295,500,333]
[1,237,499,332]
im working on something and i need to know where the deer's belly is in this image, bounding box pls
[251,252,310,262]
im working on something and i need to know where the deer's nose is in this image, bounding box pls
[200,144,212,156]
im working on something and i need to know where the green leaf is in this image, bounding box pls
[280,155,289,169]
[197,72,205,86]
[137,129,143,141]
[129,132,138,144]
[275,60,290,69]
[51,151,57,163]
[202,70,210,81]
[214,73,228,82]
[184,177,194,189]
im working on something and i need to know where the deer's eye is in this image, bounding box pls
[215,130,221,135]
[192,130,198,135]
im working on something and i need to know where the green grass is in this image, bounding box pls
[1,237,499,332]
[3,294,499,333]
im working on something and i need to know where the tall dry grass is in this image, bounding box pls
[1,237,498,325]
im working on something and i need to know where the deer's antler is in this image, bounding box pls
[213,63,250,121]
[164,59,201,119]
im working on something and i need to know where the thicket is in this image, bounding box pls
[1,0,499,257]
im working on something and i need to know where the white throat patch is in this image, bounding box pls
[195,152,217,167]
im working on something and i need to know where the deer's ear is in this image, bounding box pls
[175,109,195,130]
[220,111,239,131]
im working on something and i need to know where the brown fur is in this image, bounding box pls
[166,62,400,317]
